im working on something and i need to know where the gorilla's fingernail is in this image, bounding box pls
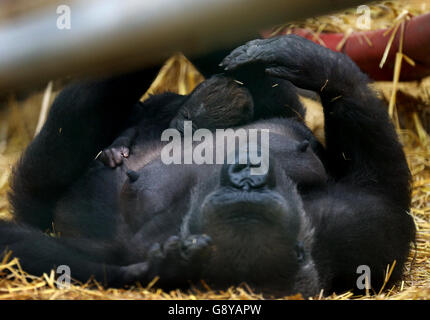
[298,140,310,152]
[126,170,140,182]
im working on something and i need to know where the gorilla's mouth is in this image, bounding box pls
[200,188,293,227]
[185,186,309,293]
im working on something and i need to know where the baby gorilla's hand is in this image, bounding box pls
[98,146,129,168]
[97,127,138,168]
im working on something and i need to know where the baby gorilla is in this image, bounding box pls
[170,75,255,131]
[99,74,255,167]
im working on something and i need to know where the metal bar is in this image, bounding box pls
[0,0,369,91]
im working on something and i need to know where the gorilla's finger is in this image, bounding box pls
[99,150,116,168]
[265,66,291,79]
[163,235,181,259]
[221,39,278,71]
[220,41,256,69]
[121,147,130,158]
[181,234,213,261]
[104,150,115,168]
[120,262,150,285]
[111,148,123,165]
[148,242,163,260]
[220,48,247,70]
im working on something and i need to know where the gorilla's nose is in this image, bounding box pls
[221,162,271,191]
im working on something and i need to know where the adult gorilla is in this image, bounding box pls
[1,35,415,297]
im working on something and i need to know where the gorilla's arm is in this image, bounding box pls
[221,35,411,208]
[9,68,163,230]
[0,220,133,286]
[98,92,188,168]
[0,219,211,287]
[221,35,415,291]
[5,66,212,286]
[190,45,306,120]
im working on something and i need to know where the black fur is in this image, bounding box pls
[1,35,414,297]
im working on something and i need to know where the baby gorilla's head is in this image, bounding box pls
[170,74,254,131]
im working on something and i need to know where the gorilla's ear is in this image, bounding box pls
[297,140,310,152]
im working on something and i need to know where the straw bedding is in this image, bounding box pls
[0,0,429,300]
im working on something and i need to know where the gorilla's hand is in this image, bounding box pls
[98,127,138,168]
[120,234,213,287]
[98,146,130,168]
[220,35,359,95]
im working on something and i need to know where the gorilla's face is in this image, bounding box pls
[177,130,327,296]
[121,90,327,296]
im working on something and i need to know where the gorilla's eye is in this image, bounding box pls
[295,242,305,263]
